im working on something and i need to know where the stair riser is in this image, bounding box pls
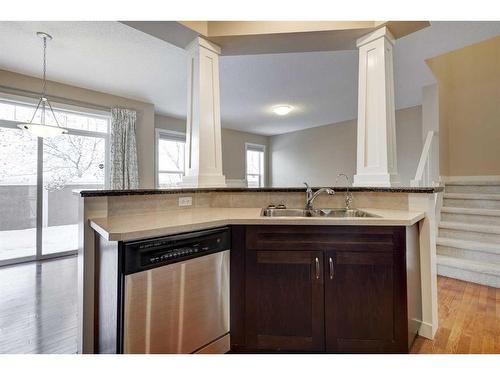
[441,212,500,226]
[443,198,500,209]
[439,228,500,244]
[437,245,500,264]
[445,185,500,194]
[437,264,500,288]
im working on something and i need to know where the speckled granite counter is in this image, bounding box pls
[90,207,425,242]
[78,186,443,197]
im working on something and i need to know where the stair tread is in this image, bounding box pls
[441,206,500,216]
[439,221,500,235]
[444,193,500,200]
[437,237,500,254]
[437,255,500,275]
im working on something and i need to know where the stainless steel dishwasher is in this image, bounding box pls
[122,227,230,354]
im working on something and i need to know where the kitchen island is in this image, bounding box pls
[77,186,442,354]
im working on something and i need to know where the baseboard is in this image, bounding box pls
[442,175,500,183]
[418,321,436,339]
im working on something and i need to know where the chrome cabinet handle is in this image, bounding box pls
[329,257,334,279]
[315,257,320,280]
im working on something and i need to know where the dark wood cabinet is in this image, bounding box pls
[245,250,324,352]
[230,225,421,354]
[324,250,406,353]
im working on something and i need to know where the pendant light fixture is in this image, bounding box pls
[17,32,68,138]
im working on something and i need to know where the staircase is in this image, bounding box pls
[437,180,500,288]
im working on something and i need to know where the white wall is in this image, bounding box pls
[270,106,423,187]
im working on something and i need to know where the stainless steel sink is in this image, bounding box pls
[261,208,380,218]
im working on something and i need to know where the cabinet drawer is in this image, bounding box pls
[246,225,398,252]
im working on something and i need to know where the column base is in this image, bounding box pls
[352,173,401,187]
[181,174,227,188]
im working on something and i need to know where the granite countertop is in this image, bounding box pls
[79,186,444,197]
[89,207,426,242]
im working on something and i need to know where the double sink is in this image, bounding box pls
[261,208,380,218]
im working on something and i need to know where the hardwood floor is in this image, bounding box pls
[411,276,499,354]
[0,256,78,354]
[0,256,497,354]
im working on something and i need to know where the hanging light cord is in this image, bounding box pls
[42,35,47,98]
[28,34,62,128]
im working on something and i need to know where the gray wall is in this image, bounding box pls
[270,106,423,187]
[221,128,270,183]
[155,114,186,133]
[155,115,270,184]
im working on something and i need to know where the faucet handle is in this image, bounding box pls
[303,182,310,189]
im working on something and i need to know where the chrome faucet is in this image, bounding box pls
[335,173,353,210]
[304,182,335,210]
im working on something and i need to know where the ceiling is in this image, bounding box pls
[0,21,499,135]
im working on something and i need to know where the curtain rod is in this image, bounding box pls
[0,85,112,113]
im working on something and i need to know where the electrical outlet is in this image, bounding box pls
[178,196,193,207]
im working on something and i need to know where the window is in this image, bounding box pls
[246,143,266,188]
[0,94,109,265]
[156,129,186,188]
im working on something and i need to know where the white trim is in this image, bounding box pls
[186,36,222,55]
[441,175,500,184]
[418,321,435,340]
[155,128,186,188]
[0,251,76,268]
[356,26,395,47]
[411,131,437,187]
[245,142,267,188]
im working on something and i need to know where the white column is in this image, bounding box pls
[353,27,400,187]
[409,193,439,339]
[182,37,226,187]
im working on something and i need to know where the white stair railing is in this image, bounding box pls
[411,130,437,187]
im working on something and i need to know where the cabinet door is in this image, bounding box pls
[245,250,324,352]
[324,250,405,353]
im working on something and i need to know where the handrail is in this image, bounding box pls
[411,131,436,187]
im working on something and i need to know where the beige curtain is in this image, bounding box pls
[109,108,139,189]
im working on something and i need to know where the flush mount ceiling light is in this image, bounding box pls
[272,105,294,116]
[17,32,68,138]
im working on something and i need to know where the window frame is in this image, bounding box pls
[155,128,186,188]
[0,93,110,266]
[245,142,266,188]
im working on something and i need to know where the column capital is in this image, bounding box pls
[356,26,395,48]
[186,36,221,55]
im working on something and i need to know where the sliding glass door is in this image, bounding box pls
[0,126,38,263]
[0,95,109,266]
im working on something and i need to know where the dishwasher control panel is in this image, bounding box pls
[122,227,230,274]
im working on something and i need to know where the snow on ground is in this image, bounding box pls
[0,224,78,260]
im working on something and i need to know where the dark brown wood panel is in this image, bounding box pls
[244,249,324,352]
[246,225,396,252]
[231,225,418,354]
[324,249,405,353]
[230,226,246,351]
